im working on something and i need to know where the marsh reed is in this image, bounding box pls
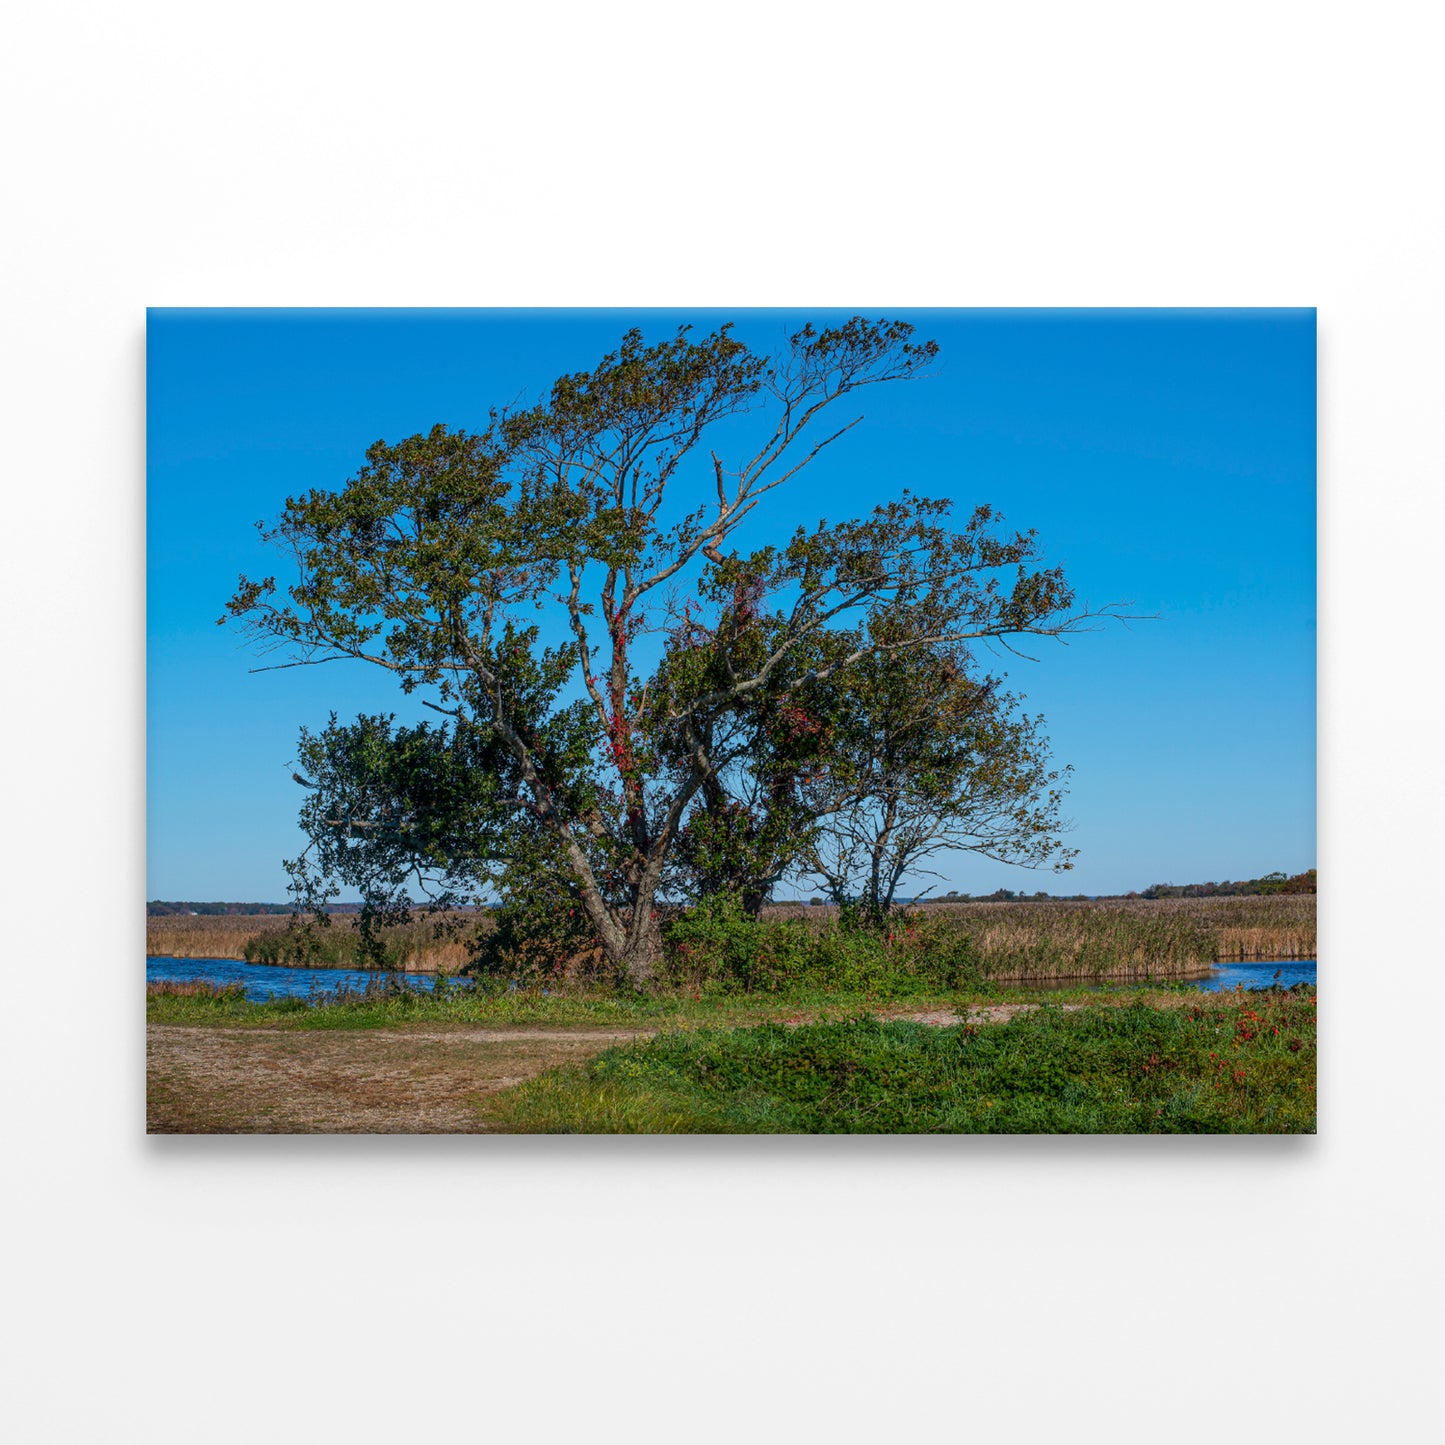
[762,894,1316,976]
[146,912,293,959]
[146,910,481,971]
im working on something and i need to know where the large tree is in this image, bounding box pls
[225,317,1095,985]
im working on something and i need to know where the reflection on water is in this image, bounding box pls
[1019,960,1317,993]
[147,955,1318,1005]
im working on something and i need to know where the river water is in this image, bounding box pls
[1191,960,1316,992]
[147,955,1317,1004]
[146,955,462,1002]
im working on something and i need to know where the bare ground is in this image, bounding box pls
[146,1024,656,1134]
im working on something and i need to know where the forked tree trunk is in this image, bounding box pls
[554,767,702,988]
[569,864,664,988]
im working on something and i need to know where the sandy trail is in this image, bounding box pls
[146,1023,655,1134]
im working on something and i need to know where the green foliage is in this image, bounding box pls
[797,642,1075,912]
[672,785,812,916]
[469,880,613,987]
[660,893,807,993]
[484,991,1317,1133]
[242,924,352,967]
[659,895,980,997]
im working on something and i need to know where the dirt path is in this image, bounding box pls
[146,1005,1098,1134]
[146,1023,657,1134]
[881,1002,1089,1026]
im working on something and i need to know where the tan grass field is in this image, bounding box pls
[765,894,1317,964]
[146,912,294,958]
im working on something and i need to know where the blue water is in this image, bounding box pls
[148,954,1317,1003]
[146,955,468,1003]
[1191,960,1316,992]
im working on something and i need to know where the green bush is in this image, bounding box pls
[661,895,981,996]
[244,923,361,968]
[466,889,611,986]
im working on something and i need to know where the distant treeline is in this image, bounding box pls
[933,890,1094,903]
[1135,870,1316,899]
[936,870,1317,903]
[151,870,1315,916]
[146,900,366,917]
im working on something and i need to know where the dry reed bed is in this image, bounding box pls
[146,911,481,970]
[147,912,294,959]
[762,895,1317,967]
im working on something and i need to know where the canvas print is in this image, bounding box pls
[146,309,1316,1133]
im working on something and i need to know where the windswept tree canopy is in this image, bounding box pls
[225,318,1103,983]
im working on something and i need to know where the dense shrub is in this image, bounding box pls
[465,889,615,987]
[660,895,981,997]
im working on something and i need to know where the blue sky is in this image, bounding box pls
[147,308,1315,901]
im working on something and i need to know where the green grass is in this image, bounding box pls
[477,988,1317,1134]
[144,972,1251,1033]
[144,976,971,1032]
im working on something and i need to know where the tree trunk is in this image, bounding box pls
[613,892,664,987]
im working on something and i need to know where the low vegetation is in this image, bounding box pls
[146,979,248,1002]
[656,895,1227,991]
[480,987,1317,1134]
[144,972,951,1032]
[239,916,474,972]
[145,910,473,969]
[146,894,1315,981]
